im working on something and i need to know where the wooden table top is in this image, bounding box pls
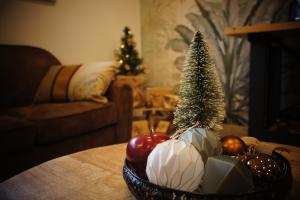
[0,142,299,200]
[0,143,134,200]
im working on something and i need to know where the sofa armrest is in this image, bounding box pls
[106,79,133,143]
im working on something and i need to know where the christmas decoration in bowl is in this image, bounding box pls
[122,31,292,199]
[123,150,292,200]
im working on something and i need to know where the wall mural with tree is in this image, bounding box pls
[141,0,291,125]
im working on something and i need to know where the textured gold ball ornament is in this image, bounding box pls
[234,145,257,164]
[246,153,282,182]
[220,135,246,156]
[235,153,252,165]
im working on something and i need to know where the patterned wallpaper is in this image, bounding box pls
[141,0,291,125]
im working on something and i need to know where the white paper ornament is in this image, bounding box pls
[180,128,221,162]
[146,139,204,192]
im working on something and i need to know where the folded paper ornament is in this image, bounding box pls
[202,155,254,194]
[180,128,221,162]
[146,139,204,192]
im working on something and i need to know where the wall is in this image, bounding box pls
[141,0,291,125]
[0,0,141,64]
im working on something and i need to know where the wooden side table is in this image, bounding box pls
[134,107,175,133]
[224,22,300,146]
[131,87,179,136]
[117,75,145,108]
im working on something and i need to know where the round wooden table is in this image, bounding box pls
[0,142,299,200]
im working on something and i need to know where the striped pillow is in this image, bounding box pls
[34,64,81,103]
[34,62,115,104]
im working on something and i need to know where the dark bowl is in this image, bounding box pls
[123,151,292,200]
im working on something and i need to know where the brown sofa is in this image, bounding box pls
[0,45,133,182]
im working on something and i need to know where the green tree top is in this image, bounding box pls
[173,31,224,130]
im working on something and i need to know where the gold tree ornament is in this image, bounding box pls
[125,64,130,70]
[173,31,225,130]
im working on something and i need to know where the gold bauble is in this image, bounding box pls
[221,135,246,156]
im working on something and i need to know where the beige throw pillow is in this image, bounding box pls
[68,61,115,103]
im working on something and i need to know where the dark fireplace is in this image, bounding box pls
[248,24,300,146]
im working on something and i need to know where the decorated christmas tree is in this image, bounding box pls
[114,26,144,75]
[173,31,224,130]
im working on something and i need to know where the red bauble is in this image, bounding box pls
[126,132,169,178]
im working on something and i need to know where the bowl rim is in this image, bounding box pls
[123,150,292,198]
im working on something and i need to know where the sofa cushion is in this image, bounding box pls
[0,116,36,154]
[68,61,115,103]
[3,101,117,144]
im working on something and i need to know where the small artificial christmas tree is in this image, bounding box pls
[114,26,144,75]
[173,31,224,130]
